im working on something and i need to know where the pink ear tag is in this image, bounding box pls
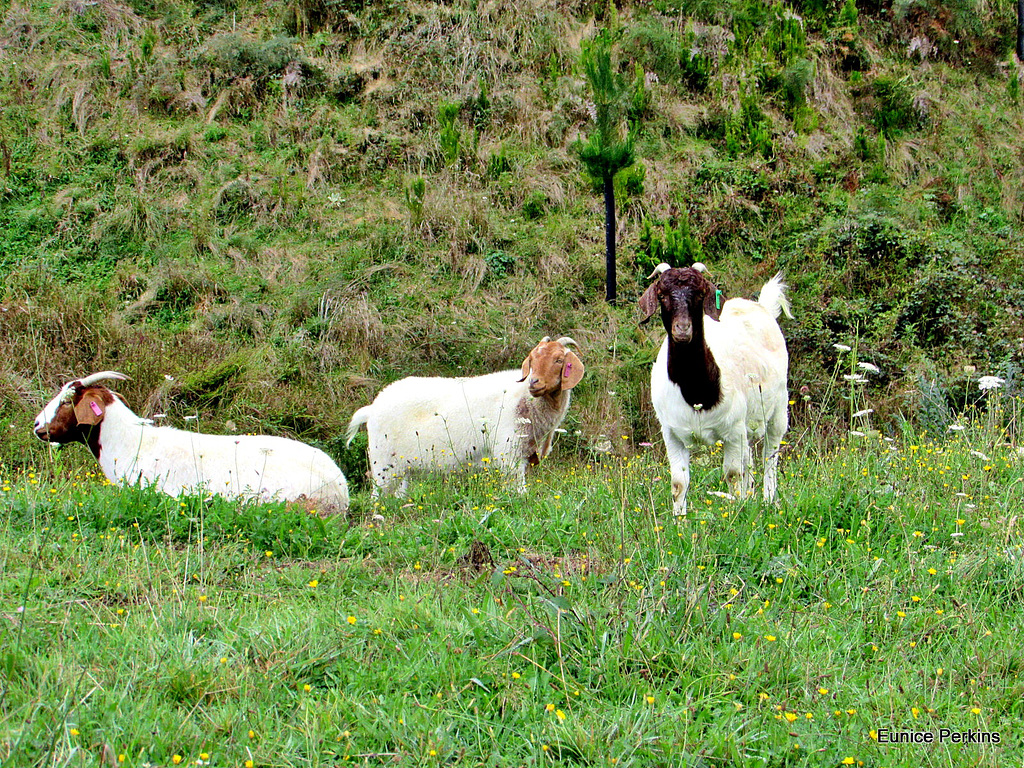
[564,362,572,377]
[90,401,103,416]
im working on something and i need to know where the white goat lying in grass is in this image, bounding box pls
[34,372,349,513]
[346,336,585,496]
[640,264,792,516]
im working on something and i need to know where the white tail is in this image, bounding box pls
[345,405,373,446]
[757,273,793,320]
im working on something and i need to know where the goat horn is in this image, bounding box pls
[555,336,579,349]
[692,261,708,273]
[647,263,671,279]
[539,336,552,343]
[76,371,130,387]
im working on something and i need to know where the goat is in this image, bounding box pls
[345,337,584,496]
[33,372,349,513]
[639,264,792,516]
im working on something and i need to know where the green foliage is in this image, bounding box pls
[620,18,712,93]
[463,76,491,131]
[284,0,368,35]
[637,213,704,275]
[627,64,652,125]
[484,249,516,277]
[1,0,1024,491]
[782,57,814,112]
[616,161,646,202]
[733,1,807,64]
[173,352,249,409]
[404,176,426,226]
[763,6,807,65]
[573,29,636,185]
[725,89,774,158]
[140,26,158,62]
[678,39,713,93]
[485,146,512,180]
[204,34,300,80]
[892,0,1017,69]
[839,0,858,27]
[521,190,546,220]
[870,76,925,137]
[202,34,326,100]
[437,102,461,164]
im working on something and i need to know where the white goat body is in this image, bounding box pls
[346,337,584,496]
[34,373,349,513]
[643,268,791,516]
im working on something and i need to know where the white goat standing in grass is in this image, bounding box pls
[346,336,585,496]
[640,264,792,516]
[34,372,349,513]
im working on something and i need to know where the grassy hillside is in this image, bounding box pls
[1,0,1023,475]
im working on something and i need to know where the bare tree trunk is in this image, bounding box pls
[604,175,617,304]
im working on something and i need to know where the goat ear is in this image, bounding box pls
[638,283,660,324]
[74,392,106,426]
[703,281,724,320]
[561,351,585,390]
[519,352,532,382]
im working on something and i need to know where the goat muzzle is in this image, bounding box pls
[670,316,693,344]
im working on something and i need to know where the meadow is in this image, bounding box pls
[2,0,1024,764]
[2,410,1022,767]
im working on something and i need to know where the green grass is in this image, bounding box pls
[2,426,1022,766]
[1,0,1023,762]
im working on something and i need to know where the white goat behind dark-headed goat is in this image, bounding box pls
[640,264,792,516]
[346,337,585,496]
[34,372,349,513]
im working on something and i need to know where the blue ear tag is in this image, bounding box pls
[715,290,723,310]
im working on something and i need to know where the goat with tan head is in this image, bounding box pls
[346,336,585,496]
[34,372,349,513]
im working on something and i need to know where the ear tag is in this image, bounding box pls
[564,361,572,377]
[715,289,723,310]
[90,401,103,416]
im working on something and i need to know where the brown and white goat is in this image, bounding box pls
[640,265,792,516]
[345,337,585,496]
[34,372,349,513]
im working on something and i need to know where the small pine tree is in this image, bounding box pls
[839,0,858,28]
[573,28,637,304]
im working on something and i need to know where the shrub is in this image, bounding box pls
[869,75,927,137]
[522,190,546,220]
[637,213,704,276]
[438,102,461,164]
[725,90,774,158]
[202,34,325,99]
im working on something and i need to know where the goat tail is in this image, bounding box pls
[345,405,372,446]
[758,272,794,320]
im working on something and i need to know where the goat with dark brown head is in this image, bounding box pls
[640,263,792,516]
